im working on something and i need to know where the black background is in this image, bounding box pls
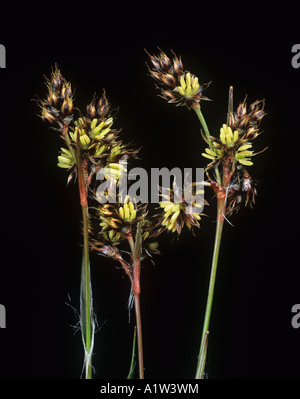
[0,7,299,382]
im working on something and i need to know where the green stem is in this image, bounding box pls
[134,293,144,379]
[61,124,76,161]
[193,105,213,147]
[126,223,144,379]
[193,106,221,185]
[81,204,92,379]
[195,197,225,379]
[194,90,235,378]
[76,139,93,379]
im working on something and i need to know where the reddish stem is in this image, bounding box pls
[75,137,88,207]
[133,256,141,295]
[125,230,144,378]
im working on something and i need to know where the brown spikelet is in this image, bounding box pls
[146,48,211,109]
[39,64,74,130]
[228,97,266,141]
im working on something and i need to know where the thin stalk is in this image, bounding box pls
[76,138,93,379]
[197,331,209,378]
[134,294,144,379]
[193,105,213,147]
[195,154,233,379]
[81,204,92,379]
[61,124,76,158]
[195,197,225,379]
[194,87,235,378]
[193,105,221,185]
[127,232,135,256]
[193,104,224,378]
[126,223,144,379]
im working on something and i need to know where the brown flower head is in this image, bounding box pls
[202,95,267,173]
[201,88,267,216]
[146,49,211,109]
[94,194,148,238]
[225,169,258,216]
[39,64,73,130]
[228,97,266,142]
[159,181,206,235]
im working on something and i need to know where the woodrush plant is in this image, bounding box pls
[37,49,267,379]
[38,66,126,378]
[146,48,267,378]
[37,65,206,379]
[89,185,205,378]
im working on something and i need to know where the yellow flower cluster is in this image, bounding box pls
[177,72,200,98]
[102,229,121,243]
[202,145,222,161]
[118,196,137,222]
[57,147,75,169]
[202,124,254,166]
[56,113,123,171]
[103,163,125,181]
[68,117,113,149]
[235,144,254,166]
[220,124,239,147]
[160,202,183,232]
[90,117,113,140]
[160,201,201,233]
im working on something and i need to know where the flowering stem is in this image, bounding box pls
[81,204,93,379]
[193,105,221,185]
[192,104,224,377]
[193,103,226,378]
[76,140,93,379]
[195,154,233,378]
[126,224,144,379]
[61,123,76,161]
[195,196,225,379]
[126,233,135,258]
[134,293,144,379]
[193,105,213,147]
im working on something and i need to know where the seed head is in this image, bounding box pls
[86,102,96,119]
[228,98,266,141]
[97,90,110,120]
[146,49,211,109]
[225,170,257,216]
[40,64,74,129]
[159,182,205,235]
[202,91,267,172]
[93,193,148,240]
[202,123,256,168]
